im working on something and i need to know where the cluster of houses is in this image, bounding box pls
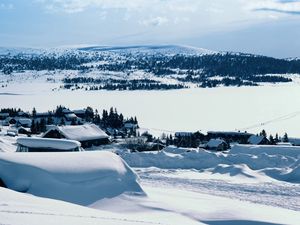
[0,108,138,137]
[174,131,294,151]
[1,110,299,152]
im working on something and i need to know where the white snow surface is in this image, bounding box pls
[3,81,300,137]
[17,137,81,150]
[1,184,299,225]
[0,151,144,205]
[121,145,300,183]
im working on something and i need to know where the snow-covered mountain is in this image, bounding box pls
[78,44,217,56]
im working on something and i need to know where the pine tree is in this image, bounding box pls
[32,107,37,118]
[260,129,267,137]
[269,135,275,145]
[282,133,289,143]
[30,120,37,134]
[40,118,46,132]
[275,133,279,143]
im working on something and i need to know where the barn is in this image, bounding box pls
[42,124,110,148]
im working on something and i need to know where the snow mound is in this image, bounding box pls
[121,145,300,183]
[0,151,144,205]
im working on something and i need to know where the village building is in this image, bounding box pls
[248,135,270,145]
[17,111,30,118]
[73,109,86,118]
[16,118,32,128]
[204,138,230,151]
[35,112,53,118]
[175,131,205,148]
[207,131,253,144]
[64,113,78,122]
[16,137,82,152]
[0,113,10,120]
[17,126,31,135]
[287,138,300,146]
[42,124,110,148]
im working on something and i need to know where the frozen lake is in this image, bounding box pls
[1,78,300,137]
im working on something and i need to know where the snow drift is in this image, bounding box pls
[0,151,144,205]
[121,145,300,183]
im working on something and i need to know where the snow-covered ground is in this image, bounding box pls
[0,135,300,224]
[2,76,300,137]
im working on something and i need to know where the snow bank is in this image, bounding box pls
[0,151,144,205]
[121,145,300,183]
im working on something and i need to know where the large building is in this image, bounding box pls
[42,124,110,148]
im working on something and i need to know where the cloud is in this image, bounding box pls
[255,8,300,15]
[251,0,300,15]
[139,17,169,27]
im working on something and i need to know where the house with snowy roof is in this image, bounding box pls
[205,138,230,151]
[42,124,110,148]
[207,131,253,144]
[16,118,32,128]
[247,135,270,145]
[0,113,10,120]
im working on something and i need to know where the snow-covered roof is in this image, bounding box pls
[73,109,86,114]
[124,123,138,129]
[64,113,77,119]
[44,124,109,141]
[62,109,73,114]
[17,127,31,132]
[206,138,226,148]
[17,137,81,150]
[248,135,265,145]
[0,113,9,117]
[17,118,32,126]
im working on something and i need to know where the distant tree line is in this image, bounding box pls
[1,51,299,88]
[63,77,186,90]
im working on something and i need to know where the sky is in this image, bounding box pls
[0,0,300,58]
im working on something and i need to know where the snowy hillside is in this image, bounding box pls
[78,44,216,56]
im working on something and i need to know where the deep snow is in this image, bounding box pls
[0,151,144,205]
[121,145,300,183]
[1,184,299,225]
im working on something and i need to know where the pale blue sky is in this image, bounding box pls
[1,0,300,58]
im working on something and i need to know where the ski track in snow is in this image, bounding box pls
[0,209,161,225]
[137,169,300,211]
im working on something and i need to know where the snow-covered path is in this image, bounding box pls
[136,168,300,211]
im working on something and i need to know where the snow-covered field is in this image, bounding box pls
[1,74,300,136]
